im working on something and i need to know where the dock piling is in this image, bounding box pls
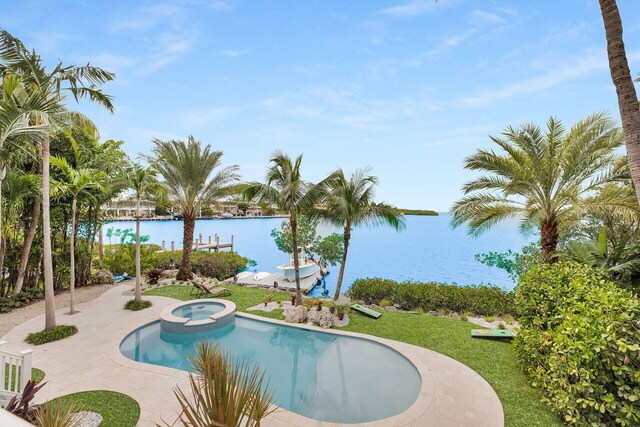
[171,241,175,251]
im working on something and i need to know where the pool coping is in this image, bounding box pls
[108,303,504,427]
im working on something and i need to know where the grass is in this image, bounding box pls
[25,325,78,345]
[124,299,153,311]
[3,366,45,389]
[49,390,140,427]
[145,284,562,427]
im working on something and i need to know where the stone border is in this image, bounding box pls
[159,299,236,333]
[110,308,504,426]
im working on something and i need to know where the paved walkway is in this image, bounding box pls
[0,283,115,337]
[1,286,504,427]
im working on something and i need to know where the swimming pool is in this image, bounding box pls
[120,315,422,423]
[171,301,225,321]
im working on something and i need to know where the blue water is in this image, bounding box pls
[120,316,421,423]
[172,302,225,320]
[104,213,532,295]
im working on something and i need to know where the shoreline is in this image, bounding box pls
[104,214,290,222]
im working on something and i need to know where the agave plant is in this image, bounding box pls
[172,341,275,427]
[34,399,81,427]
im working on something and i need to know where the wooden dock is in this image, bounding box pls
[159,233,234,252]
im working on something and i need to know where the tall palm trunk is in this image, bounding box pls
[98,222,104,262]
[290,213,302,306]
[134,196,142,301]
[333,225,351,301]
[0,163,6,276]
[177,212,195,280]
[42,137,56,329]
[13,198,40,295]
[540,217,559,264]
[599,0,640,204]
[69,196,77,314]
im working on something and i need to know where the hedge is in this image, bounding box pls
[346,277,515,316]
[514,262,640,426]
[154,250,249,280]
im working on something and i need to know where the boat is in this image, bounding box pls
[276,251,319,281]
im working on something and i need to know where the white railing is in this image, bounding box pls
[0,341,33,401]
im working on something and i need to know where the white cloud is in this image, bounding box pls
[379,0,439,17]
[218,49,250,58]
[453,49,614,109]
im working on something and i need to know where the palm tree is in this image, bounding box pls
[244,151,325,305]
[127,161,164,302]
[451,113,628,263]
[321,168,405,300]
[597,0,640,205]
[148,137,239,280]
[0,29,114,329]
[51,155,105,314]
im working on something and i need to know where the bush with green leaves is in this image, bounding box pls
[347,278,514,316]
[0,288,44,313]
[514,262,640,426]
[475,242,541,284]
[154,250,249,280]
[124,299,153,311]
[26,325,78,345]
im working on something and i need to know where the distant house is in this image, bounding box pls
[211,202,263,217]
[104,196,156,219]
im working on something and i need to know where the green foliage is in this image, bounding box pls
[314,232,343,269]
[515,262,640,426]
[396,208,438,216]
[192,252,250,280]
[25,325,78,345]
[475,242,541,284]
[271,215,343,269]
[173,341,275,426]
[35,398,81,427]
[154,250,249,280]
[347,278,515,316]
[124,299,152,311]
[101,227,158,274]
[379,299,392,307]
[271,215,320,255]
[49,390,140,427]
[0,288,43,313]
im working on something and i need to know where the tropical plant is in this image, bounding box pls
[597,0,640,206]
[144,267,164,286]
[0,29,115,330]
[475,242,541,284]
[34,398,81,427]
[515,262,640,426]
[244,151,326,305]
[147,136,239,280]
[51,155,105,314]
[270,215,343,274]
[127,161,164,301]
[171,341,275,427]
[451,113,628,263]
[5,379,46,422]
[320,167,404,300]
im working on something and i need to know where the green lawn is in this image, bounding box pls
[3,365,45,389]
[49,390,140,427]
[144,284,563,427]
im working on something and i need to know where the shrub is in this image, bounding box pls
[154,251,249,280]
[101,243,161,275]
[26,325,78,345]
[379,299,392,307]
[145,268,164,285]
[514,262,640,426]
[347,278,515,316]
[484,316,495,323]
[124,299,153,311]
[0,288,44,313]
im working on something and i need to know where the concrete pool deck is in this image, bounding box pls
[0,285,504,426]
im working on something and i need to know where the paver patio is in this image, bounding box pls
[1,285,504,426]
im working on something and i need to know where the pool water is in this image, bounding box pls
[120,317,421,423]
[171,302,225,321]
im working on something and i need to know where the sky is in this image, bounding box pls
[3,0,640,211]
